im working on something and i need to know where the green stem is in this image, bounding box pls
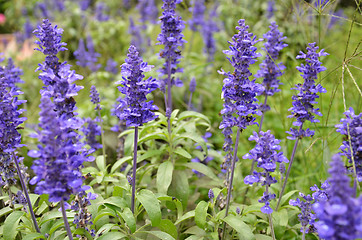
[131,127,139,213]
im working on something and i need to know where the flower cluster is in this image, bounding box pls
[287,42,328,139]
[335,107,362,181]
[313,155,361,239]
[74,36,101,72]
[243,131,288,213]
[137,0,158,25]
[189,0,205,32]
[157,0,186,90]
[105,58,118,75]
[95,2,110,21]
[129,17,145,54]
[114,45,158,127]
[201,4,219,62]
[0,60,26,189]
[256,22,287,111]
[289,181,329,234]
[72,191,98,237]
[219,19,264,171]
[34,19,67,75]
[29,96,91,202]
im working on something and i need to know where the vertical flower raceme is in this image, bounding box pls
[201,4,219,62]
[266,0,275,19]
[313,155,361,239]
[34,19,67,76]
[256,22,287,113]
[157,0,186,101]
[244,131,288,213]
[219,19,264,173]
[115,45,158,213]
[114,45,158,126]
[290,181,329,235]
[189,0,205,32]
[29,96,89,202]
[0,62,26,191]
[137,0,158,26]
[335,107,362,181]
[74,36,101,72]
[277,43,327,210]
[95,2,110,21]
[105,58,119,75]
[287,43,328,140]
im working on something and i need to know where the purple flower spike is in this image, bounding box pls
[335,107,362,181]
[189,0,205,32]
[243,130,288,213]
[219,19,264,171]
[201,4,219,62]
[137,0,158,25]
[313,155,361,239]
[114,45,158,127]
[34,19,67,74]
[256,22,287,100]
[157,0,186,91]
[287,42,328,140]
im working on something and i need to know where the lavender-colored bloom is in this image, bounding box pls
[16,19,34,44]
[105,58,118,75]
[208,189,214,200]
[219,19,264,171]
[266,0,275,19]
[328,9,345,29]
[29,96,89,202]
[95,2,110,21]
[189,0,205,32]
[289,181,329,234]
[335,107,362,181]
[72,191,98,236]
[0,61,26,188]
[79,0,91,11]
[157,0,186,90]
[201,4,219,62]
[313,155,361,239]
[129,17,145,54]
[82,118,102,151]
[74,37,101,72]
[256,22,287,102]
[236,206,241,214]
[189,77,196,93]
[114,45,158,127]
[243,131,288,213]
[286,43,328,140]
[137,0,158,25]
[90,85,100,107]
[35,3,50,19]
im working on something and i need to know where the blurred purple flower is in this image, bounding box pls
[189,0,205,32]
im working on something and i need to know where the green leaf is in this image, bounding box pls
[178,111,210,124]
[222,215,255,240]
[119,208,136,233]
[110,156,132,174]
[72,228,94,240]
[0,206,14,218]
[157,161,174,194]
[138,149,163,162]
[175,210,195,225]
[97,231,126,240]
[255,234,273,240]
[157,195,183,219]
[175,133,207,153]
[102,196,127,209]
[4,211,24,240]
[138,132,167,144]
[49,220,66,236]
[195,201,208,229]
[174,147,192,159]
[158,219,178,239]
[273,209,288,227]
[168,170,189,210]
[22,233,46,240]
[137,231,175,240]
[280,190,299,208]
[137,189,161,227]
[181,162,218,179]
[96,155,106,171]
[93,210,117,225]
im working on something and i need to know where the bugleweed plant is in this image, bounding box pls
[0,0,361,240]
